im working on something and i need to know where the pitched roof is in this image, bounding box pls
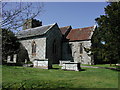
[60,26,72,35]
[16,23,56,39]
[66,26,96,41]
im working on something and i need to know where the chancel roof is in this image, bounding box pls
[66,25,96,41]
[16,23,56,39]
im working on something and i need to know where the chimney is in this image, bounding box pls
[23,19,42,30]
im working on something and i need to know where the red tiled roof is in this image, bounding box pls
[66,26,95,41]
[60,26,71,35]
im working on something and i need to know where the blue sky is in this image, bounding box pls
[36,2,108,29]
[4,2,108,30]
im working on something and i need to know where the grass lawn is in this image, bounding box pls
[2,64,119,89]
[81,64,117,67]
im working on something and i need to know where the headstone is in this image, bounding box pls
[13,54,17,63]
[25,59,27,63]
[7,56,11,63]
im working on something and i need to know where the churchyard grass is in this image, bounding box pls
[2,65,119,89]
[81,64,117,67]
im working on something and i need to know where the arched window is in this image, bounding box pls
[32,41,36,56]
[80,43,83,54]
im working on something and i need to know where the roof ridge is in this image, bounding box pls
[60,26,71,28]
[71,26,94,30]
[43,23,56,34]
[19,23,55,32]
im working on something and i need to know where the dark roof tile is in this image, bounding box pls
[16,23,55,39]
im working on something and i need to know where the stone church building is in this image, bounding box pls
[61,26,96,65]
[10,19,96,69]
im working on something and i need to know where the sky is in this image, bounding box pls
[3,2,108,30]
[35,2,108,29]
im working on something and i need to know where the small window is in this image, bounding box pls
[32,41,36,56]
[80,43,83,54]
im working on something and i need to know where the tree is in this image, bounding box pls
[2,29,20,62]
[1,2,43,31]
[92,2,120,65]
[1,2,43,63]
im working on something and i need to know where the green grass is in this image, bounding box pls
[81,64,118,68]
[2,65,119,89]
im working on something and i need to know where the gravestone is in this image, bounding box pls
[25,59,27,63]
[7,56,11,63]
[13,54,17,63]
[7,54,17,63]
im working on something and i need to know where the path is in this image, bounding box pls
[81,65,120,71]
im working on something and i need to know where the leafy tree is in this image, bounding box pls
[2,29,20,62]
[92,2,120,65]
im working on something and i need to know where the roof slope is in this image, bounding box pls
[16,23,56,39]
[66,26,96,41]
[60,26,72,36]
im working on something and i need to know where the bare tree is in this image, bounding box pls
[1,2,44,32]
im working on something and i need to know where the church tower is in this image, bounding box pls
[23,19,42,30]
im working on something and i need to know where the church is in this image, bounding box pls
[9,19,96,69]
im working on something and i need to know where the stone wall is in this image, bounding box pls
[17,24,62,68]
[62,40,93,65]
[70,40,93,65]
[19,37,46,62]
